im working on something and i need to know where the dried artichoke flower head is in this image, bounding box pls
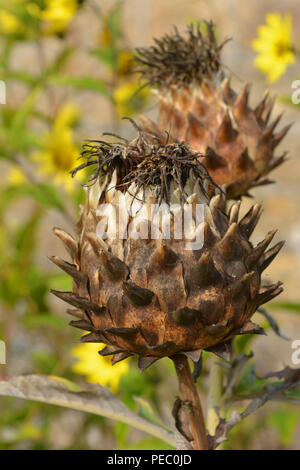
[51,127,283,370]
[135,22,291,199]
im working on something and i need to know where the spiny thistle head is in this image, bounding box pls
[135,22,228,88]
[51,127,284,370]
[135,23,291,199]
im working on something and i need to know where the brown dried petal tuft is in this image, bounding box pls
[71,123,219,203]
[135,22,229,87]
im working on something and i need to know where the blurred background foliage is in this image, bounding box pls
[0,0,299,450]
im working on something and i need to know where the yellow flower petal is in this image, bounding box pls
[252,12,295,83]
[7,167,26,186]
[31,102,80,191]
[41,0,78,34]
[113,80,150,117]
[71,342,129,393]
[117,50,135,77]
[0,10,22,34]
[54,102,79,129]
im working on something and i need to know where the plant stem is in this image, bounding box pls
[172,355,209,450]
[207,359,223,437]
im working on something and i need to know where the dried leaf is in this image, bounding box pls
[224,351,254,397]
[0,374,175,447]
[259,366,300,386]
[174,430,193,450]
[257,307,289,340]
[172,397,193,443]
[192,352,203,382]
[209,366,300,448]
[208,411,241,449]
[134,395,171,431]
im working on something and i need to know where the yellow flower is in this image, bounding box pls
[113,80,150,117]
[7,167,26,186]
[32,103,80,192]
[116,50,136,77]
[41,0,77,34]
[0,1,41,40]
[71,342,129,393]
[99,25,113,47]
[252,13,295,83]
[54,101,79,128]
[0,9,23,34]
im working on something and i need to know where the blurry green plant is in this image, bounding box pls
[0,0,86,39]
[0,0,153,450]
[90,2,149,119]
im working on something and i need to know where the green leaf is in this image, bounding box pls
[9,86,42,145]
[90,47,117,70]
[45,47,74,76]
[236,364,269,395]
[14,208,42,260]
[270,302,300,313]
[22,313,67,330]
[119,364,160,409]
[278,95,300,108]
[31,352,60,376]
[27,183,65,211]
[47,272,73,291]
[122,436,174,450]
[0,375,175,447]
[233,333,256,355]
[284,388,300,401]
[49,74,109,95]
[6,70,36,86]
[134,396,172,432]
[73,185,86,209]
[10,183,66,212]
[107,4,123,40]
[0,186,29,212]
[16,422,42,442]
[114,421,129,448]
[1,183,65,213]
[268,407,300,446]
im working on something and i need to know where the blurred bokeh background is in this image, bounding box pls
[0,0,299,450]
